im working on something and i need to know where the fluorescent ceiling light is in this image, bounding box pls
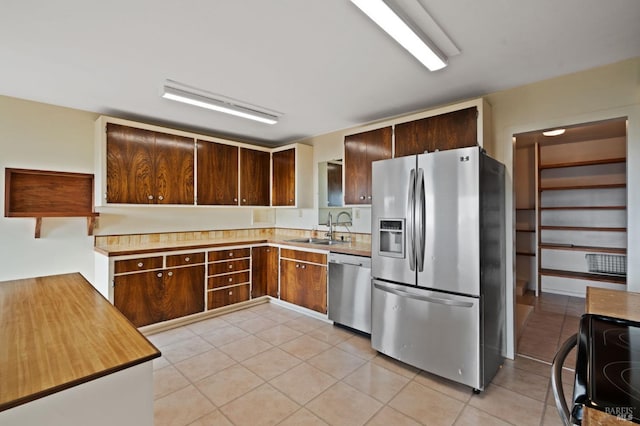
[350,0,447,71]
[543,129,566,136]
[161,84,280,125]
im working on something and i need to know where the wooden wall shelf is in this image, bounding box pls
[539,157,626,170]
[5,168,98,238]
[540,268,626,285]
[540,244,626,254]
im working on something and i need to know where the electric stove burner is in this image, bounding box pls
[573,314,640,424]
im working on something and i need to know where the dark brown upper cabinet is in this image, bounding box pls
[240,147,270,206]
[344,126,392,204]
[394,107,478,157]
[272,148,296,206]
[197,140,239,205]
[106,123,194,204]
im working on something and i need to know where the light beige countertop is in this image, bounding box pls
[94,232,372,258]
[586,286,640,322]
[0,273,160,412]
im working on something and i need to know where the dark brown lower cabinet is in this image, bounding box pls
[251,246,278,298]
[114,270,164,327]
[280,259,327,314]
[207,284,250,309]
[164,265,205,321]
[114,265,204,327]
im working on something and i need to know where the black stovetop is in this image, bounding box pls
[573,314,640,423]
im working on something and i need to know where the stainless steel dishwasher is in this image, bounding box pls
[328,253,372,334]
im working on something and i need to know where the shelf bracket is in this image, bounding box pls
[34,217,42,239]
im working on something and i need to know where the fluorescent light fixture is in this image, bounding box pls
[543,129,566,137]
[161,85,279,125]
[350,0,447,71]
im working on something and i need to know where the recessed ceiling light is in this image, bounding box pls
[161,81,281,125]
[542,129,566,137]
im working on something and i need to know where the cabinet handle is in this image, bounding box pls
[148,195,154,200]
[228,264,233,269]
[234,198,238,202]
[228,290,233,295]
[289,199,293,203]
[228,277,233,282]
[185,256,190,262]
[301,264,306,269]
[228,252,234,257]
[167,271,173,277]
[359,195,365,200]
[157,272,163,278]
[158,195,164,201]
[368,195,372,200]
[137,262,144,268]
[242,198,247,203]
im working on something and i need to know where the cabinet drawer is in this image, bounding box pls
[208,248,251,262]
[208,259,250,275]
[114,256,163,274]
[280,248,327,265]
[166,252,205,267]
[207,284,250,310]
[208,271,250,289]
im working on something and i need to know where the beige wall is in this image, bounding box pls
[1,58,638,357]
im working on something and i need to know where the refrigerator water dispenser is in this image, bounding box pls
[378,219,405,258]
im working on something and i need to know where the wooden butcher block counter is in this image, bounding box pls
[0,273,160,420]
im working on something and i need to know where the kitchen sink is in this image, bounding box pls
[286,237,346,245]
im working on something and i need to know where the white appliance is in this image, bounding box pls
[371,146,505,392]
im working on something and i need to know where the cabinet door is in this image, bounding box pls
[327,162,343,206]
[395,107,477,157]
[252,246,278,298]
[280,259,327,313]
[240,148,270,206]
[114,270,164,327]
[154,131,194,204]
[106,123,155,204]
[163,265,205,321]
[272,148,296,206]
[197,140,238,205]
[344,127,392,204]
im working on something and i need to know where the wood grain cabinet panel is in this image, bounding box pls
[251,246,278,298]
[272,148,296,206]
[208,259,250,276]
[114,270,165,327]
[280,259,327,314]
[394,107,478,157]
[165,252,205,267]
[197,140,239,205]
[240,148,270,206]
[105,123,194,204]
[163,265,205,321]
[207,285,250,310]
[208,248,251,262]
[208,271,250,290]
[114,256,163,274]
[113,262,204,327]
[344,127,392,204]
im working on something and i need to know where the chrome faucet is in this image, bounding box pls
[336,211,352,226]
[326,212,334,240]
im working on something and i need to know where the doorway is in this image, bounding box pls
[513,117,628,362]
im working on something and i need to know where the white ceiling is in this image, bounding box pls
[1,1,639,147]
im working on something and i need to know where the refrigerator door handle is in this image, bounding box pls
[407,168,416,271]
[373,282,474,308]
[416,167,426,272]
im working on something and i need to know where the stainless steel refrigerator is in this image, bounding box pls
[371,146,505,392]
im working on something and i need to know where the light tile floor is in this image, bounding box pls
[150,296,582,426]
